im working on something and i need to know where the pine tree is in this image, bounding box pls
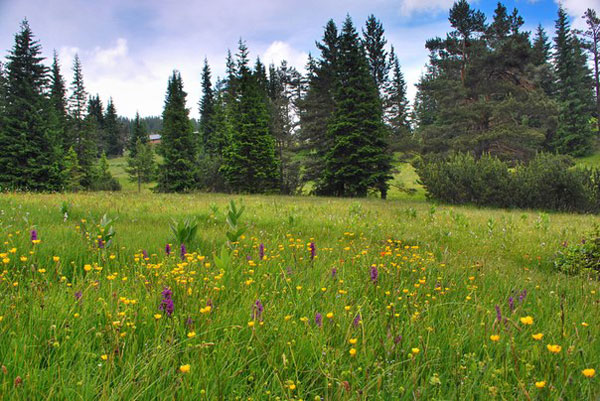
[104,98,122,156]
[221,41,279,193]
[322,15,392,198]
[0,19,61,190]
[62,146,84,191]
[531,25,555,97]
[129,112,148,156]
[87,94,104,153]
[362,14,389,94]
[552,6,595,155]
[126,139,156,192]
[156,71,197,192]
[68,54,97,187]
[199,58,216,154]
[579,8,600,131]
[49,51,68,151]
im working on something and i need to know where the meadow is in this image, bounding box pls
[0,189,599,401]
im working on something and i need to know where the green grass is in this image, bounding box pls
[575,152,600,168]
[0,192,598,400]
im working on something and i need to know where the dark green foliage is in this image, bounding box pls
[417,2,557,161]
[126,139,156,192]
[199,58,217,154]
[0,20,62,191]
[128,112,148,156]
[87,94,104,153]
[362,14,389,93]
[531,25,555,97]
[156,71,197,192]
[320,16,392,197]
[90,153,121,191]
[104,98,123,156]
[552,6,595,156]
[49,51,68,151]
[61,146,84,192]
[221,41,279,193]
[415,152,600,213]
[385,46,412,150]
[579,9,600,131]
[554,228,600,276]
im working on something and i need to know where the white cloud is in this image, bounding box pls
[262,41,308,70]
[399,0,457,16]
[93,38,127,67]
[555,0,600,29]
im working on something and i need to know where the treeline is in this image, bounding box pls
[0,20,123,191]
[158,14,404,196]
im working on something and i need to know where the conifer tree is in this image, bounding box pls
[0,20,61,190]
[68,54,97,187]
[62,146,84,191]
[579,8,600,131]
[156,71,197,192]
[199,58,216,154]
[104,98,122,156]
[322,15,392,197]
[49,51,68,151]
[91,152,121,191]
[552,6,595,155]
[384,46,411,147]
[126,139,156,192]
[129,112,148,156]
[221,41,279,193]
[87,94,104,153]
[362,14,389,94]
[298,20,339,189]
[531,25,555,97]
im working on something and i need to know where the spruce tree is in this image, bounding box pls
[298,20,339,190]
[221,41,279,193]
[129,112,148,156]
[49,51,68,151]
[199,58,216,154]
[362,14,389,94]
[62,146,84,191]
[579,9,600,131]
[91,152,121,191]
[552,6,595,155]
[68,54,97,187]
[126,139,156,192]
[322,15,392,198]
[0,19,61,190]
[156,71,197,192]
[384,46,411,147]
[104,98,122,156]
[87,94,104,153]
[531,25,555,97]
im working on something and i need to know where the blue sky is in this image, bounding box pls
[1,0,598,118]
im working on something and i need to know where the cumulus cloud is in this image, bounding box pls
[262,41,309,70]
[555,0,600,29]
[399,0,457,16]
[93,38,128,67]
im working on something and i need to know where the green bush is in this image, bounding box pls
[555,229,600,276]
[415,152,599,213]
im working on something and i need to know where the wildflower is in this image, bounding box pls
[179,364,190,374]
[353,313,361,327]
[326,312,334,319]
[315,312,322,327]
[288,382,296,390]
[53,256,60,263]
[546,344,562,354]
[101,354,108,361]
[508,297,514,312]
[519,289,527,303]
[532,333,543,340]
[370,265,378,283]
[331,268,337,278]
[30,230,37,243]
[309,242,316,260]
[154,314,162,320]
[495,305,502,322]
[490,335,500,342]
[583,369,595,378]
[159,287,174,316]
[142,249,148,259]
[98,238,104,249]
[84,264,92,272]
[349,348,357,357]
[180,244,186,260]
[187,331,196,338]
[520,316,534,325]
[535,381,546,389]
[348,338,358,345]
[253,300,264,321]
[248,321,255,327]
[411,348,420,355]
[259,243,265,260]
[200,306,212,314]
[165,243,171,256]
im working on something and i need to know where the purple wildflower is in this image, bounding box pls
[74,291,82,301]
[331,268,337,278]
[165,243,171,256]
[159,287,174,316]
[180,244,186,260]
[495,305,502,322]
[508,297,514,312]
[142,249,148,259]
[98,238,104,249]
[394,335,403,345]
[519,289,527,303]
[315,312,322,327]
[370,266,378,283]
[259,243,265,260]
[253,300,264,321]
[353,313,361,327]
[30,230,38,242]
[309,242,316,260]
[185,316,194,327]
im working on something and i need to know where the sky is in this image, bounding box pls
[1,0,599,119]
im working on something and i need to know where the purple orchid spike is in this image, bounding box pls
[165,243,171,256]
[353,313,361,327]
[309,242,316,261]
[30,230,38,242]
[495,305,502,322]
[159,287,174,316]
[98,238,104,249]
[508,297,515,312]
[519,289,527,303]
[142,249,148,259]
[331,268,337,278]
[74,291,82,301]
[259,243,265,260]
[315,312,322,327]
[253,300,264,321]
[370,266,378,283]
[180,244,186,260]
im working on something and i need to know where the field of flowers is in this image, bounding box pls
[0,192,598,400]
